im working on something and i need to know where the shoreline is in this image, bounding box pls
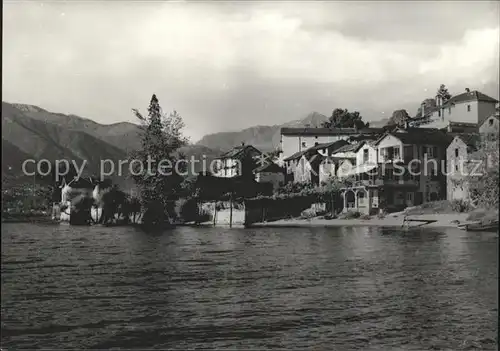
[2,213,473,230]
[247,213,470,229]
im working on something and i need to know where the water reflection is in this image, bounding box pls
[1,223,497,350]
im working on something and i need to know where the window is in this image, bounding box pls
[404,145,413,161]
[455,165,458,171]
[433,146,438,158]
[438,110,441,117]
[301,141,306,148]
[467,105,471,112]
[489,118,494,126]
[455,148,459,158]
[448,107,451,114]
[387,147,394,160]
[407,192,413,202]
[314,142,319,146]
[363,149,369,163]
[386,169,394,181]
[394,147,400,159]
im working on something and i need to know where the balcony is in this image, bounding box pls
[353,179,384,187]
[383,179,419,188]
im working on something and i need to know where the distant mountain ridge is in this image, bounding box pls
[2,102,134,188]
[196,111,329,152]
[0,102,387,188]
[1,104,336,188]
[9,103,143,152]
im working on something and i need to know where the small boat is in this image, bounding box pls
[458,220,499,232]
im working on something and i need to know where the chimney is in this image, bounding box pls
[435,95,442,108]
[465,88,470,93]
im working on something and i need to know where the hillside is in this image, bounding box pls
[2,102,133,188]
[196,111,329,151]
[10,103,143,152]
[1,103,383,188]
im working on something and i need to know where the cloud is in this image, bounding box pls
[2,1,499,141]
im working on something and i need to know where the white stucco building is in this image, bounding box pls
[279,127,382,161]
[213,144,262,178]
[446,135,480,202]
[338,129,452,214]
[410,89,498,130]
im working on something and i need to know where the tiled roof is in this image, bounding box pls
[454,133,481,149]
[283,150,304,162]
[66,177,94,189]
[332,142,360,154]
[352,139,377,152]
[309,139,349,152]
[478,112,500,128]
[218,145,262,159]
[443,90,499,107]
[280,127,383,136]
[253,162,284,173]
[284,140,349,162]
[376,129,453,146]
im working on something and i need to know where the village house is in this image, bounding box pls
[446,134,480,202]
[410,89,498,130]
[284,140,349,185]
[336,141,381,214]
[58,176,95,223]
[447,110,499,203]
[337,129,452,214]
[213,144,262,178]
[329,143,359,179]
[284,149,324,185]
[279,127,382,161]
[253,162,285,191]
[478,111,499,146]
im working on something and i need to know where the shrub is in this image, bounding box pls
[339,211,361,219]
[197,209,212,223]
[450,199,473,213]
[360,214,371,220]
[377,210,387,219]
[215,201,226,211]
[323,213,337,220]
[300,208,317,219]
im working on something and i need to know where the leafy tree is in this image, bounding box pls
[130,94,188,227]
[95,185,128,224]
[436,84,452,103]
[415,98,437,118]
[387,109,410,128]
[322,108,369,129]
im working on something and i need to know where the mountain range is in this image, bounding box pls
[1,102,329,189]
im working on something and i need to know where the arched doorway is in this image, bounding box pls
[345,190,355,210]
[430,192,438,201]
[357,189,367,209]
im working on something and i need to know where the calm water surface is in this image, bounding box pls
[1,223,497,350]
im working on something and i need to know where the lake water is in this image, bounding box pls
[1,223,497,350]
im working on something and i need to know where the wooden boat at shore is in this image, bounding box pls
[457,220,499,232]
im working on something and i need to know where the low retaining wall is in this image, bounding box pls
[244,196,320,226]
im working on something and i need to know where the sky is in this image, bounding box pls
[3,1,500,142]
